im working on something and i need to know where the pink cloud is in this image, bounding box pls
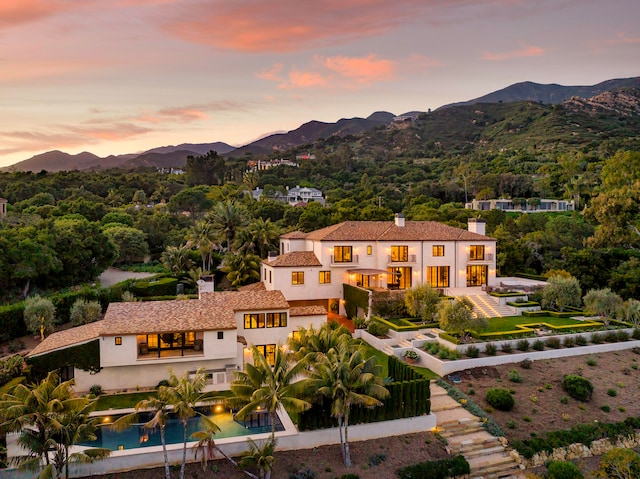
[280,69,330,90]
[0,0,72,29]
[318,54,396,85]
[481,45,547,61]
[605,32,640,45]
[256,64,284,82]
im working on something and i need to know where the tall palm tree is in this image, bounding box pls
[308,337,389,466]
[186,220,217,271]
[246,218,280,258]
[0,372,75,471]
[166,367,210,479]
[161,243,194,279]
[209,201,248,252]
[239,436,277,479]
[287,322,353,363]
[229,344,312,439]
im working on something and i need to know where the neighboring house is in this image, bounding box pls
[262,216,497,313]
[466,198,575,212]
[27,288,325,392]
[247,185,325,205]
[0,197,7,218]
[247,158,299,171]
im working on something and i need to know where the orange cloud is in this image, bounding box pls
[318,54,396,85]
[481,45,547,61]
[0,0,72,29]
[605,32,640,45]
[164,0,427,52]
[280,69,330,90]
[256,64,284,82]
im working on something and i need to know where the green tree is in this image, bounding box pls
[236,218,281,258]
[405,284,441,323]
[168,186,213,219]
[308,337,389,466]
[220,252,261,288]
[103,225,149,264]
[541,275,582,312]
[209,201,249,252]
[24,295,56,337]
[620,299,640,328]
[595,447,640,479]
[438,297,487,342]
[239,436,277,479]
[186,220,217,271]
[229,344,312,439]
[186,151,226,186]
[287,322,353,362]
[161,244,194,279]
[583,288,623,325]
[69,299,103,327]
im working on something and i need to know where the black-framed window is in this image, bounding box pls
[391,245,408,262]
[334,246,352,262]
[427,266,449,288]
[319,271,331,284]
[244,313,265,329]
[115,336,122,345]
[432,245,444,256]
[217,331,224,339]
[470,245,485,260]
[255,344,277,366]
[266,312,287,328]
[292,271,304,285]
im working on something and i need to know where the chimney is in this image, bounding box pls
[394,213,405,227]
[468,218,486,236]
[197,275,215,299]
[267,251,278,261]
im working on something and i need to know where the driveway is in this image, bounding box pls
[98,267,156,287]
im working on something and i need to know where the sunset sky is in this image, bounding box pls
[1,0,639,168]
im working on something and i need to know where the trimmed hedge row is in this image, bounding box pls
[298,355,430,431]
[371,315,425,332]
[522,310,586,318]
[397,455,470,479]
[343,284,370,319]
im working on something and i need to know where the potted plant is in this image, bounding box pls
[403,349,419,364]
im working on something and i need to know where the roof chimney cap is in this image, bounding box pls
[394,213,405,227]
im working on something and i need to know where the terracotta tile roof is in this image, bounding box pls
[238,281,266,292]
[28,291,289,357]
[289,305,327,316]
[28,321,103,357]
[304,221,494,241]
[263,251,322,267]
[281,231,307,239]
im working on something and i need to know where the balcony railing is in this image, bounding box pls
[387,254,416,264]
[331,254,359,265]
[468,253,494,262]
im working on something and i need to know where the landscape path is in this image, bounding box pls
[430,384,525,479]
[97,267,156,287]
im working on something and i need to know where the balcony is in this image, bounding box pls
[331,254,359,266]
[468,253,494,262]
[387,254,416,264]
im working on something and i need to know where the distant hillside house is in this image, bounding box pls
[0,197,7,218]
[247,158,299,171]
[157,167,185,175]
[295,154,316,160]
[466,198,575,213]
[262,216,496,314]
[248,185,325,206]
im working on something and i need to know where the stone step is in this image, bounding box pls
[440,426,484,437]
[430,401,463,412]
[439,417,483,429]
[467,453,520,477]
[456,444,505,458]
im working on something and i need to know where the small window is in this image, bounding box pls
[470,245,485,260]
[292,271,304,285]
[333,246,352,263]
[319,271,331,284]
[115,337,122,346]
[244,313,265,329]
[367,245,372,255]
[269,270,272,283]
[217,331,224,340]
[432,245,444,257]
[266,312,287,328]
[391,245,409,262]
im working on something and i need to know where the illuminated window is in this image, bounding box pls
[292,271,304,285]
[387,266,412,290]
[266,312,287,328]
[390,246,409,262]
[333,246,353,263]
[115,336,122,346]
[244,313,265,329]
[319,271,331,284]
[470,245,485,260]
[367,245,372,255]
[256,344,277,366]
[432,245,444,256]
[427,266,449,288]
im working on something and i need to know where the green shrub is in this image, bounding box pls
[89,384,103,396]
[586,357,597,367]
[532,339,545,351]
[590,332,602,344]
[465,346,479,358]
[597,448,640,479]
[562,375,593,402]
[633,328,640,340]
[508,370,523,383]
[367,320,389,337]
[501,343,513,354]
[604,331,618,343]
[601,405,610,412]
[486,388,515,411]
[560,396,569,404]
[617,330,630,341]
[517,339,530,351]
[575,335,588,346]
[546,337,561,349]
[397,455,469,479]
[289,468,317,479]
[484,343,497,356]
[563,336,575,348]
[547,460,584,479]
[606,388,617,397]
[520,358,533,369]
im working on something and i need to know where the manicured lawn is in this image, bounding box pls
[360,342,390,378]
[411,366,438,380]
[482,315,591,333]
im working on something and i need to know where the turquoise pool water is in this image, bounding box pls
[81,406,283,451]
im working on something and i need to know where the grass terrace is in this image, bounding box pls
[482,315,588,334]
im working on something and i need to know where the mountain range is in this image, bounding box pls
[3,76,639,172]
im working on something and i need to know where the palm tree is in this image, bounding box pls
[287,322,353,363]
[186,220,217,271]
[0,372,75,471]
[220,252,261,288]
[239,436,277,479]
[161,243,194,279]
[620,298,640,328]
[246,218,280,258]
[308,337,389,466]
[166,367,210,479]
[229,344,312,439]
[209,200,248,252]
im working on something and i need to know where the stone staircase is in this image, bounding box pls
[382,338,413,355]
[431,385,524,479]
[466,294,515,318]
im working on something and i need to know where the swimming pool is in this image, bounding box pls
[81,406,283,451]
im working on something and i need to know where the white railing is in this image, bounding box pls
[387,254,416,263]
[330,254,359,265]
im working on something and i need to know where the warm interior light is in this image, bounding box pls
[215,405,223,413]
[102,416,111,423]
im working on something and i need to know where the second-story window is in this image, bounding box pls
[266,312,287,328]
[334,246,352,262]
[319,271,331,284]
[292,271,305,285]
[244,313,265,329]
[432,245,444,256]
[391,245,409,262]
[470,245,485,260]
[367,245,372,255]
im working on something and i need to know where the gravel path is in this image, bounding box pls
[97,267,156,287]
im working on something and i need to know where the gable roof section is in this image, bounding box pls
[27,290,289,357]
[304,221,494,241]
[280,231,308,239]
[263,251,322,267]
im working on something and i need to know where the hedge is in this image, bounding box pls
[371,315,425,332]
[50,287,111,323]
[0,302,27,341]
[343,284,370,319]
[27,339,101,381]
[438,332,460,344]
[130,277,179,297]
[398,455,470,479]
[298,355,430,431]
